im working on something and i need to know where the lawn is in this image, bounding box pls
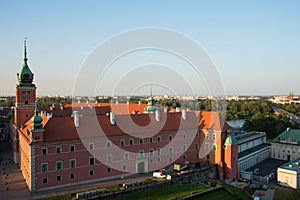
[186,184,250,200]
[274,189,300,200]
[111,184,207,200]
[41,194,71,200]
[191,188,235,200]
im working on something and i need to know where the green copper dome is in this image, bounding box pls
[144,105,156,112]
[32,114,42,124]
[148,96,155,101]
[224,135,238,145]
[144,87,157,113]
[17,39,35,87]
[31,105,43,130]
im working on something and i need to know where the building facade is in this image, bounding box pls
[10,42,239,192]
[271,128,300,162]
[236,132,271,171]
[277,158,300,189]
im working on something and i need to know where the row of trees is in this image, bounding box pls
[243,114,297,139]
[277,102,300,116]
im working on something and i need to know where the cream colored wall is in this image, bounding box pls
[271,143,300,161]
[277,168,298,189]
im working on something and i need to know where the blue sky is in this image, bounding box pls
[0,0,299,96]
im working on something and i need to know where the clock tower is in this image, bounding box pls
[11,39,37,164]
[14,39,36,128]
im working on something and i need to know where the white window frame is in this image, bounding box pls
[157,148,161,156]
[42,177,48,184]
[124,152,129,160]
[56,146,61,154]
[70,159,76,169]
[183,144,187,152]
[205,133,210,140]
[70,145,75,152]
[205,143,210,151]
[213,133,216,140]
[106,141,111,148]
[41,148,47,155]
[107,154,113,163]
[149,149,154,156]
[89,143,94,150]
[56,175,62,182]
[169,146,173,154]
[56,160,63,171]
[41,162,48,172]
[157,136,161,142]
[139,150,144,158]
[89,157,95,165]
[120,139,125,146]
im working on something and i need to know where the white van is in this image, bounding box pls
[153,172,166,178]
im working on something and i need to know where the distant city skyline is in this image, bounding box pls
[0,1,299,96]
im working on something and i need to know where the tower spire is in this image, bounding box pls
[17,38,34,86]
[24,37,28,62]
[150,85,152,97]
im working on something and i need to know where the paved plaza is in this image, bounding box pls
[247,158,288,183]
[0,141,30,200]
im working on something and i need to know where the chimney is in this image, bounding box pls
[110,112,115,125]
[47,113,52,119]
[138,101,141,105]
[176,107,180,112]
[41,111,45,116]
[155,109,160,122]
[182,109,187,120]
[73,111,79,128]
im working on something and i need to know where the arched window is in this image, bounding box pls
[120,140,125,147]
[107,141,111,148]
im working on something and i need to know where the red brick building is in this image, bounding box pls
[10,42,239,192]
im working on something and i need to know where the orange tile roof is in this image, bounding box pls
[18,103,231,143]
[198,111,231,131]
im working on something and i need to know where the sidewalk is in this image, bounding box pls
[0,141,30,200]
